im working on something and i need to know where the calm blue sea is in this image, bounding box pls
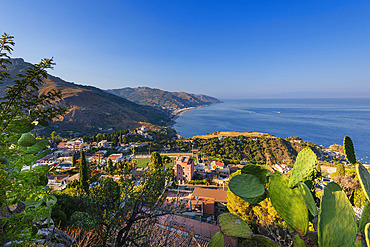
[174,98,370,164]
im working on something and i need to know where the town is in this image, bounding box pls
[26,126,362,245]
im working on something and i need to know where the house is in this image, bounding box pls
[108,153,123,163]
[187,188,227,220]
[174,156,195,182]
[98,140,113,148]
[273,164,291,174]
[47,175,70,190]
[210,161,224,170]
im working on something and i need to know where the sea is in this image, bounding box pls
[174,98,370,165]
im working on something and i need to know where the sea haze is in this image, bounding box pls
[174,98,370,164]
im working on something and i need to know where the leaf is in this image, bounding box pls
[25,139,48,155]
[269,172,308,236]
[365,223,370,247]
[318,182,357,247]
[359,201,370,233]
[297,182,318,216]
[209,232,224,247]
[7,119,34,133]
[33,149,51,162]
[293,234,306,247]
[17,133,36,147]
[46,195,57,207]
[241,192,266,204]
[218,213,252,238]
[356,163,370,201]
[229,174,265,199]
[241,164,270,184]
[289,147,317,188]
[343,136,357,165]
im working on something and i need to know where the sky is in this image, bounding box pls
[1,0,370,99]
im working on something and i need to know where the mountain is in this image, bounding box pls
[1,59,170,134]
[106,87,222,115]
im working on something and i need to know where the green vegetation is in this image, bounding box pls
[193,135,318,165]
[0,33,65,246]
[210,136,370,247]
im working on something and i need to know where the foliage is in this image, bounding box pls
[0,33,65,246]
[79,150,89,193]
[211,136,369,247]
[332,162,345,178]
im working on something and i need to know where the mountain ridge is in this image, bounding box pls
[106,86,222,114]
[1,58,171,134]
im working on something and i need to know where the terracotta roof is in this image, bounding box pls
[191,188,227,203]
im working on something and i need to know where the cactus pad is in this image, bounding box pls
[343,136,357,165]
[209,232,224,247]
[359,201,370,233]
[356,163,370,201]
[318,182,357,247]
[25,140,48,155]
[229,174,265,199]
[18,133,36,147]
[365,223,370,247]
[293,234,306,247]
[241,192,266,204]
[269,172,308,236]
[289,147,317,188]
[297,182,318,216]
[218,213,252,238]
[241,164,270,184]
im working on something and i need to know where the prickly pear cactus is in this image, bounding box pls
[343,136,357,165]
[356,163,370,201]
[297,182,318,216]
[241,164,270,184]
[268,172,308,236]
[359,201,370,234]
[229,174,265,203]
[218,213,252,238]
[18,133,37,147]
[318,182,357,247]
[365,223,370,247]
[293,234,306,247]
[241,192,266,204]
[209,232,224,247]
[289,147,317,188]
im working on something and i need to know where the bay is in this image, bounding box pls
[174,98,370,164]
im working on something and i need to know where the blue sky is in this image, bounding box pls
[1,0,370,98]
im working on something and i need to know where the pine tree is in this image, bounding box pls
[72,153,77,167]
[79,150,89,193]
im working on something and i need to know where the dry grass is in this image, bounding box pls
[62,226,102,247]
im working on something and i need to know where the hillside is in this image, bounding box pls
[193,131,320,166]
[1,59,170,134]
[106,87,222,114]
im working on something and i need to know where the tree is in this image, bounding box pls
[149,151,162,170]
[79,150,89,193]
[333,162,345,177]
[72,153,77,167]
[0,33,66,245]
